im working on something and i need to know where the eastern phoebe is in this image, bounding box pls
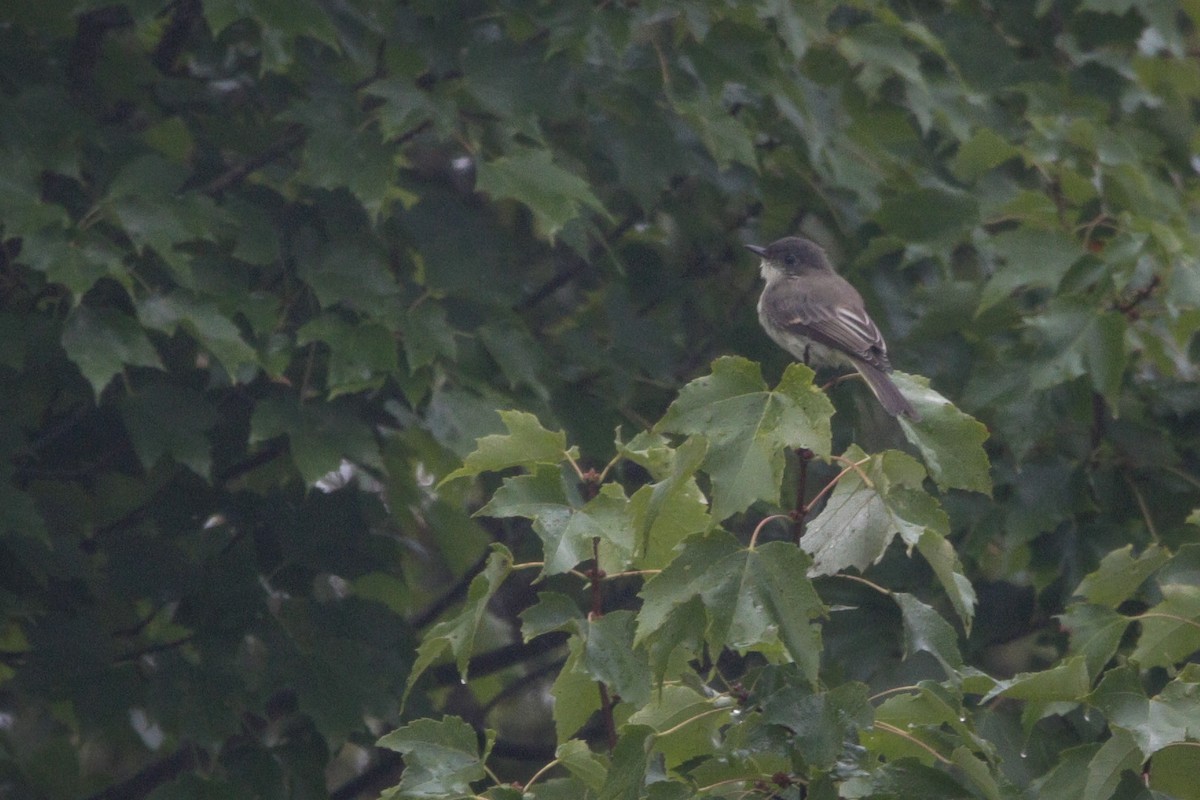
[748,236,919,421]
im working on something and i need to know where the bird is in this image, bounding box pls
[747,236,919,421]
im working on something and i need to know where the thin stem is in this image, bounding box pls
[563,450,586,482]
[521,757,562,793]
[804,457,871,514]
[748,513,791,550]
[1122,470,1160,543]
[653,706,730,739]
[835,573,892,596]
[873,721,953,765]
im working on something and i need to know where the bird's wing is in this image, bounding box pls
[764,279,893,371]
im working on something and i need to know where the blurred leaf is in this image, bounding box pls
[401,301,457,372]
[874,187,978,242]
[377,716,495,799]
[476,147,610,240]
[403,545,513,700]
[598,725,653,800]
[297,314,399,398]
[61,305,162,396]
[519,592,583,642]
[657,358,833,521]
[119,384,218,478]
[978,229,1086,314]
[250,396,382,485]
[138,293,259,379]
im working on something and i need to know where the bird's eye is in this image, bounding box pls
[783,254,796,267]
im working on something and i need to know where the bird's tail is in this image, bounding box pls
[855,362,920,421]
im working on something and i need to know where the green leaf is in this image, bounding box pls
[297,314,399,398]
[61,305,162,397]
[637,532,825,683]
[138,293,259,379]
[893,373,992,495]
[675,98,759,172]
[476,147,609,240]
[377,716,494,799]
[442,411,575,483]
[656,357,833,521]
[401,302,458,372]
[554,739,607,792]
[598,725,653,800]
[519,593,583,642]
[403,545,513,701]
[1150,744,1200,798]
[804,447,951,577]
[626,435,712,570]
[894,592,964,673]
[873,187,979,243]
[952,127,1023,181]
[915,530,977,633]
[978,228,1086,314]
[983,656,1090,733]
[1072,544,1170,608]
[579,611,651,707]
[119,384,218,478]
[760,681,872,770]
[479,469,634,577]
[626,685,731,769]
[1089,665,1200,758]
[1130,584,1200,669]
[551,636,600,743]
[1059,604,1131,679]
[1084,727,1143,800]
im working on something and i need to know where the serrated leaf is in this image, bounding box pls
[983,656,1090,732]
[760,682,872,770]
[1130,584,1200,669]
[138,293,259,379]
[377,716,494,799]
[479,469,633,577]
[551,636,600,743]
[519,592,583,642]
[403,546,512,702]
[61,305,162,397]
[1072,544,1170,608]
[656,357,833,521]
[675,98,759,171]
[598,725,653,800]
[804,447,949,577]
[401,301,457,372]
[895,593,964,673]
[555,740,607,792]
[298,314,398,398]
[628,436,711,570]
[476,147,609,240]
[1059,604,1131,679]
[579,611,651,707]
[1090,665,1200,758]
[915,530,977,633]
[442,411,575,483]
[627,685,731,769]
[637,532,824,683]
[893,373,992,495]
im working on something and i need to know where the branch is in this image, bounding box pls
[201,124,306,196]
[427,632,568,686]
[83,742,206,800]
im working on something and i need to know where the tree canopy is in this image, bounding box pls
[2,1,1199,799]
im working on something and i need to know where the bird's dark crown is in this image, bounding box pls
[746,236,831,274]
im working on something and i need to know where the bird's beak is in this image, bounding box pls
[745,244,767,257]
